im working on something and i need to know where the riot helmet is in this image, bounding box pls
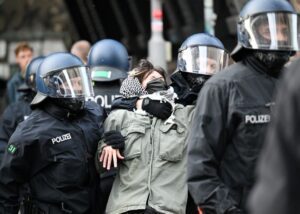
[231,0,300,62]
[87,39,129,82]
[177,33,230,76]
[175,33,230,92]
[25,56,45,92]
[31,52,94,112]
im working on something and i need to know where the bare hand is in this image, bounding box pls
[99,145,124,170]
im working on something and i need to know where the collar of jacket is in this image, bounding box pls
[170,71,199,105]
[243,55,281,79]
[42,100,83,121]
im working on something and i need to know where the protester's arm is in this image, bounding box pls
[112,96,172,120]
[95,113,125,172]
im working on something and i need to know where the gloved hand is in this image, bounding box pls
[103,131,125,150]
[142,98,172,120]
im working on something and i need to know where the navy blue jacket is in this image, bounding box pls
[188,56,279,213]
[0,100,105,214]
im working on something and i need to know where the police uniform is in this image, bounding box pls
[88,39,130,214]
[187,56,278,213]
[0,100,105,214]
[92,80,122,114]
[249,58,300,214]
[170,72,198,106]
[0,96,32,162]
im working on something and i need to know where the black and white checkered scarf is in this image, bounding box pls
[120,76,148,98]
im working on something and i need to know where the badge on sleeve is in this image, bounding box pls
[7,144,17,155]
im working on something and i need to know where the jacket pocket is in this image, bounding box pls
[159,123,186,162]
[122,125,145,160]
[44,143,88,186]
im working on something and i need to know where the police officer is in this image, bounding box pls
[87,39,130,214]
[0,56,44,163]
[171,33,230,106]
[179,33,231,214]
[87,39,130,113]
[187,0,299,213]
[0,52,105,214]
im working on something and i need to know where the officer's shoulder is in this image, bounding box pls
[283,58,300,92]
[85,101,105,114]
[8,110,42,143]
[206,62,249,85]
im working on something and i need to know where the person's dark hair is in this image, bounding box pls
[130,59,167,83]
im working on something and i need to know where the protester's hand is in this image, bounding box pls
[103,130,125,150]
[141,98,172,120]
[99,146,124,170]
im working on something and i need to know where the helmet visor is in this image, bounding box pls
[177,46,230,75]
[244,12,300,51]
[43,66,94,98]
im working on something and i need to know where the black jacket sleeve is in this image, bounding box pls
[0,128,34,214]
[187,81,237,213]
[111,97,138,112]
[0,105,18,162]
[248,60,300,214]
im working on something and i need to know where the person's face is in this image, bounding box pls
[141,70,164,88]
[58,76,83,96]
[16,49,33,73]
[258,22,289,42]
[197,57,218,75]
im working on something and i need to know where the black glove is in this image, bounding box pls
[142,98,172,120]
[103,131,125,150]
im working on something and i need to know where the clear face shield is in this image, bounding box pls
[43,66,94,99]
[177,46,230,75]
[243,12,300,51]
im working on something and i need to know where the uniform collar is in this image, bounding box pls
[42,100,83,120]
[243,55,281,78]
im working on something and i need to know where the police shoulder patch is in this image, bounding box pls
[7,144,17,155]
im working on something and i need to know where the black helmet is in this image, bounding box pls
[177,33,230,76]
[87,39,129,82]
[31,52,94,112]
[232,0,299,61]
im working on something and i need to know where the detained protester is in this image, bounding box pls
[0,52,105,214]
[110,34,230,213]
[248,58,300,214]
[187,0,300,213]
[96,59,194,214]
[0,56,44,163]
[87,39,130,214]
